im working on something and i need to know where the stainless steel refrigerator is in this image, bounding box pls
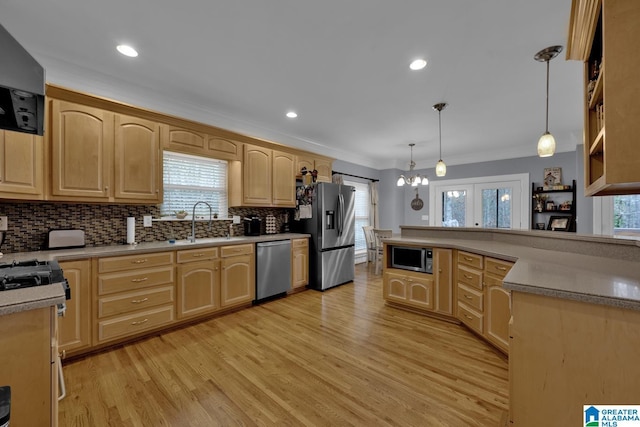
[295,182,355,291]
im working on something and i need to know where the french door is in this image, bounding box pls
[429,174,528,229]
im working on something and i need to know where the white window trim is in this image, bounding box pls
[428,173,529,229]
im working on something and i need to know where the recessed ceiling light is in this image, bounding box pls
[286,111,298,118]
[409,58,427,71]
[117,45,138,58]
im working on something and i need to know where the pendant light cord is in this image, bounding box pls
[438,110,442,159]
[545,59,550,133]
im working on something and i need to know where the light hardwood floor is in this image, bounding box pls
[59,263,508,426]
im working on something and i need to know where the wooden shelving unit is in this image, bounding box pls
[567,0,640,196]
[531,179,576,232]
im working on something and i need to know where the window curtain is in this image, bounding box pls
[369,181,379,228]
[332,173,344,185]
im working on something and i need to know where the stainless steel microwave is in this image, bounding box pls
[390,246,433,273]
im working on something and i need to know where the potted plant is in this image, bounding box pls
[175,210,188,219]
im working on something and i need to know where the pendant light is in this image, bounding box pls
[534,45,563,157]
[397,143,429,186]
[433,102,447,176]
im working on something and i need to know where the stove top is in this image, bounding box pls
[0,259,70,299]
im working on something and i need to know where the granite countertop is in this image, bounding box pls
[385,236,640,311]
[0,233,309,316]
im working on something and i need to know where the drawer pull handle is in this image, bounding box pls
[464,256,473,261]
[131,277,149,283]
[464,294,473,300]
[464,314,473,320]
[132,259,148,264]
[131,318,149,326]
[131,298,149,304]
[495,266,507,271]
[193,253,205,257]
[464,274,473,279]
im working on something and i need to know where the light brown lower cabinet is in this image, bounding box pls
[94,252,176,345]
[483,257,513,353]
[509,291,640,425]
[0,306,57,426]
[384,269,434,311]
[58,259,92,357]
[220,244,255,307]
[176,247,220,319]
[291,238,309,289]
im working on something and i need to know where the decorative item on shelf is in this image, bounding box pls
[433,102,447,177]
[265,215,277,234]
[548,215,572,232]
[543,167,562,190]
[397,143,429,186]
[559,201,572,211]
[533,194,547,212]
[535,223,546,230]
[175,210,188,219]
[534,45,563,158]
[546,201,556,211]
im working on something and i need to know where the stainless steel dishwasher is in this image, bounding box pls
[256,240,291,301]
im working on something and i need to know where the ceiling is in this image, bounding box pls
[1,0,584,171]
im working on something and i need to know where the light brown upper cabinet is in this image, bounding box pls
[48,99,161,203]
[49,100,113,201]
[0,130,44,200]
[295,154,333,183]
[114,115,161,201]
[161,125,240,161]
[567,0,640,195]
[229,143,296,207]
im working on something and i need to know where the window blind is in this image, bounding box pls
[345,180,370,253]
[161,151,228,217]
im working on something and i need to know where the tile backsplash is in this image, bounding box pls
[0,202,293,254]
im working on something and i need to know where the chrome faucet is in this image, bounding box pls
[189,201,213,243]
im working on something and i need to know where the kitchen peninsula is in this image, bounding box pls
[382,226,640,426]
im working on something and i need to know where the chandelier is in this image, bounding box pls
[397,143,429,187]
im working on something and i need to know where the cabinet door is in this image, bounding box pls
[220,254,255,307]
[383,271,407,303]
[314,158,333,182]
[434,248,453,315]
[296,155,314,176]
[50,100,113,199]
[406,274,434,311]
[0,130,44,199]
[162,125,207,155]
[485,275,510,352]
[208,136,240,160]
[0,307,53,427]
[58,259,92,356]
[272,150,296,207]
[291,239,309,289]
[242,144,272,205]
[114,114,161,202]
[177,260,220,318]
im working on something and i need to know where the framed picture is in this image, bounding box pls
[543,167,562,189]
[547,215,572,231]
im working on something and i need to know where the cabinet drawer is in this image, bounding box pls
[98,252,174,273]
[457,265,483,290]
[220,244,253,257]
[484,257,513,278]
[98,285,175,318]
[292,238,308,248]
[457,283,483,312]
[458,302,483,335]
[97,305,174,343]
[176,247,218,263]
[98,266,174,295]
[457,251,483,269]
